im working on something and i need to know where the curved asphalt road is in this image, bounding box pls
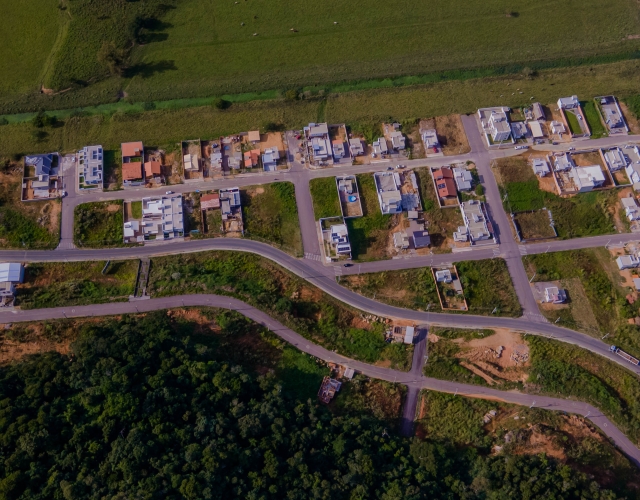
[3,294,638,467]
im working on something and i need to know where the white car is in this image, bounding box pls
[568,147,576,151]
[515,145,528,150]
[166,190,173,195]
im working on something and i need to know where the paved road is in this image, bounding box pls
[3,294,638,466]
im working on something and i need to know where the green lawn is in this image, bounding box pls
[584,100,608,138]
[74,201,124,248]
[309,177,341,219]
[345,174,392,261]
[564,110,583,135]
[17,261,137,309]
[241,182,303,256]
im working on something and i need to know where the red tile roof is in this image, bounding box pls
[200,193,220,210]
[122,162,143,181]
[144,161,161,177]
[121,141,144,159]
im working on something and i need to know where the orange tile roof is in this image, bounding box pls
[122,162,143,181]
[144,161,162,177]
[436,177,457,198]
[243,149,260,167]
[121,141,144,158]
[200,193,220,210]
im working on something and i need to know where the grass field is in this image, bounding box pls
[147,251,412,368]
[73,201,124,248]
[513,210,556,240]
[309,178,341,219]
[584,100,607,138]
[340,258,521,317]
[493,156,617,238]
[564,110,583,135]
[523,249,640,355]
[17,261,137,309]
[241,182,302,256]
[4,0,640,111]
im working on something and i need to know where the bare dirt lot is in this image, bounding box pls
[434,115,470,155]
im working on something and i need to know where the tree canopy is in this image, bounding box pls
[0,313,622,499]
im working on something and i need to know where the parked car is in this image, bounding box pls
[166,190,173,195]
[515,145,528,150]
[568,147,576,151]
[343,263,353,267]
[387,166,394,170]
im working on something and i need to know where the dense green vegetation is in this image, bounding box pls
[524,249,640,354]
[309,177,341,219]
[0,208,59,250]
[242,182,302,256]
[17,261,137,309]
[564,110,583,135]
[584,100,608,138]
[346,174,392,260]
[0,313,626,498]
[73,201,124,248]
[148,251,411,368]
[494,156,617,238]
[341,259,521,317]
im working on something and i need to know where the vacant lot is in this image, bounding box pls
[340,258,520,317]
[584,100,607,138]
[242,182,302,256]
[493,156,617,238]
[74,201,124,248]
[309,177,341,219]
[523,249,640,354]
[514,210,556,240]
[346,174,392,261]
[0,164,60,249]
[17,261,137,309]
[147,251,412,369]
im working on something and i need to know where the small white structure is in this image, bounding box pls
[557,95,579,109]
[0,263,24,283]
[604,148,627,172]
[183,154,198,171]
[488,110,511,142]
[527,120,544,139]
[553,152,574,172]
[403,326,415,344]
[531,158,550,177]
[621,197,640,221]
[550,121,566,135]
[330,223,352,255]
[389,131,405,150]
[570,165,605,192]
[625,146,640,188]
[393,231,410,249]
[421,129,439,150]
[373,172,402,214]
[544,286,567,304]
[349,138,364,156]
[617,254,640,270]
[435,269,453,283]
[510,122,528,139]
[453,167,473,191]
[332,140,346,159]
[79,145,103,186]
[459,200,492,242]
[262,147,280,171]
[372,137,388,156]
[123,220,141,241]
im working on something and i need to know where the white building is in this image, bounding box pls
[435,269,452,283]
[79,145,103,186]
[183,154,198,171]
[527,120,545,139]
[373,172,402,214]
[625,147,640,188]
[487,110,511,142]
[421,129,439,150]
[389,131,406,150]
[332,140,346,159]
[621,197,640,221]
[557,95,579,109]
[0,263,24,283]
[453,167,473,191]
[459,200,492,242]
[349,138,364,156]
[373,137,388,156]
[330,223,351,256]
[531,158,550,177]
[304,123,332,162]
[553,152,574,171]
[569,165,605,192]
[141,195,184,240]
[544,287,567,304]
[550,121,566,135]
[510,122,528,139]
[262,147,280,171]
[617,254,640,270]
[604,148,627,171]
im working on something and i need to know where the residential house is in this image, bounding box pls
[569,165,605,192]
[421,129,439,151]
[200,193,220,210]
[453,167,473,191]
[25,153,59,198]
[123,221,141,242]
[183,153,199,171]
[616,254,640,270]
[305,123,332,163]
[435,269,453,283]
[625,147,640,188]
[318,376,341,404]
[349,138,364,156]
[243,149,260,168]
[529,158,549,177]
[0,263,23,304]
[527,120,544,139]
[412,230,430,249]
[557,95,580,109]
[393,231,410,249]
[122,162,144,186]
[550,121,566,135]
[78,146,103,187]
[389,131,405,150]
[604,148,627,171]
[621,197,640,221]
[262,147,280,171]
[532,102,545,121]
[459,200,492,242]
[544,287,567,304]
[373,172,402,214]
[433,167,457,198]
[121,141,144,162]
[510,122,528,139]
[332,140,346,159]
[141,195,184,240]
[553,152,574,171]
[330,223,352,256]
[597,96,626,131]
[372,137,388,156]
[219,187,243,233]
[487,110,511,142]
[227,151,243,169]
[210,151,223,170]
[144,160,162,181]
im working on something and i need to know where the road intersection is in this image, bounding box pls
[4,114,640,462]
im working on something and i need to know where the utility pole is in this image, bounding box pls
[529,272,536,283]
